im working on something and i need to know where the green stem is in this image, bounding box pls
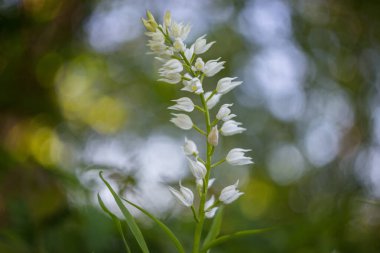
[211,158,226,168]
[205,90,217,103]
[179,51,196,76]
[195,105,205,113]
[197,157,206,165]
[193,125,206,135]
[192,93,212,253]
[191,206,200,223]
[211,119,219,127]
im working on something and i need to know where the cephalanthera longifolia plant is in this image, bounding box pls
[98,10,271,253]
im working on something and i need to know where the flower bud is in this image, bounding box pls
[181,77,203,94]
[194,58,205,71]
[169,182,194,207]
[164,11,171,27]
[160,59,183,74]
[220,120,246,136]
[204,195,218,219]
[158,73,181,84]
[170,22,191,40]
[203,58,225,77]
[142,18,156,32]
[196,178,215,189]
[173,38,186,52]
[193,35,215,55]
[219,180,244,204]
[146,10,155,21]
[204,91,221,109]
[168,97,194,112]
[216,104,236,121]
[170,113,193,130]
[183,138,198,156]
[184,45,194,62]
[208,126,219,147]
[144,10,158,31]
[226,148,253,165]
[216,77,242,94]
[187,157,207,179]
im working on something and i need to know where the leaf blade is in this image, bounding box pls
[202,227,273,251]
[99,171,150,253]
[122,197,186,253]
[98,194,131,253]
[202,206,224,250]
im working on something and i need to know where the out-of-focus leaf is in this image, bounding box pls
[122,197,185,253]
[99,171,149,253]
[202,227,273,252]
[97,193,131,253]
[202,206,224,251]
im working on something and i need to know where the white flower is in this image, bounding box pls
[193,35,215,55]
[158,73,182,84]
[204,91,221,109]
[216,104,236,121]
[170,113,193,130]
[170,22,191,40]
[173,38,186,52]
[203,58,225,77]
[146,31,167,54]
[208,126,219,147]
[220,120,246,136]
[169,182,194,207]
[205,195,218,218]
[194,58,205,71]
[183,137,198,156]
[184,45,194,62]
[216,77,242,94]
[219,180,244,204]
[159,59,183,83]
[196,178,215,189]
[226,148,253,166]
[182,77,203,94]
[159,59,183,74]
[146,30,164,41]
[205,207,218,219]
[164,11,171,28]
[168,97,194,112]
[187,157,207,179]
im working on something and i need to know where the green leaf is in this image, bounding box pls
[202,206,224,250]
[99,171,150,253]
[202,227,273,251]
[122,197,186,253]
[98,194,131,253]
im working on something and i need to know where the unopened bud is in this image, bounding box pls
[142,18,157,32]
[146,10,155,22]
[164,11,171,27]
[208,126,219,147]
[143,10,158,31]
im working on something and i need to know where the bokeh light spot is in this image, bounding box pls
[268,144,306,185]
[241,178,275,219]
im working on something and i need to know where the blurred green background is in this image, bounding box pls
[1,0,380,252]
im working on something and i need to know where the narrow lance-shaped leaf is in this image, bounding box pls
[202,227,274,251]
[202,206,224,250]
[99,171,150,253]
[97,194,131,253]
[122,197,186,253]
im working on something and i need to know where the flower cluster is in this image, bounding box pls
[143,11,253,220]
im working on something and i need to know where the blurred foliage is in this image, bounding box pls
[1,0,380,252]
